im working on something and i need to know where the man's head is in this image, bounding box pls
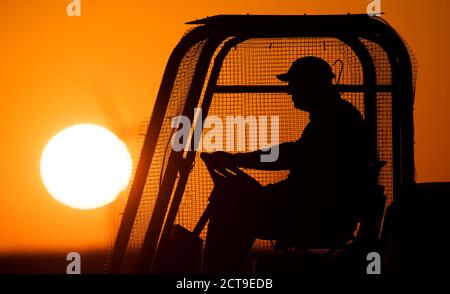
[277,56,337,112]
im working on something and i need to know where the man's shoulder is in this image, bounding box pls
[338,98,360,112]
[337,99,365,121]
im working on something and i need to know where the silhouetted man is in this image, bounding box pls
[202,56,372,273]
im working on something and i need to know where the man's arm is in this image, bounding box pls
[207,141,298,171]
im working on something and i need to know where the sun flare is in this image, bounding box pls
[40,124,132,210]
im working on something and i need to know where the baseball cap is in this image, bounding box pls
[277,56,335,83]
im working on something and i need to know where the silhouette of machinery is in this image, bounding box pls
[108,14,417,273]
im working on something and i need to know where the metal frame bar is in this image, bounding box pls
[340,37,379,165]
[214,85,391,93]
[136,36,226,273]
[151,37,246,272]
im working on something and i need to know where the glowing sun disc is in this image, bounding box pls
[40,124,132,209]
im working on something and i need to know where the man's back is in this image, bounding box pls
[286,97,371,241]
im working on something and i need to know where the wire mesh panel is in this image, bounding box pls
[111,15,417,273]
[118,40,208,272]
[216,38,363,87]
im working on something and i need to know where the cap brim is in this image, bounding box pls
[276,73,290,82]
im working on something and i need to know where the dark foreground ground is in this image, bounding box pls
[0,250,107,274]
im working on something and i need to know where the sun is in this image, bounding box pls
[40,124,132,210]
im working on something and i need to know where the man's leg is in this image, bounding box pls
[202,180,290,273]
[202,184,258,273]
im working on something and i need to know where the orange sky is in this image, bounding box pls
[0,0,449,253]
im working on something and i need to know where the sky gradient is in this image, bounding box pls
[0,0,449,253]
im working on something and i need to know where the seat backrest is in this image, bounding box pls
[354,161,387,247]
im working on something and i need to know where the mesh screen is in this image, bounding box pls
[119,40,208,272]
[104,117,149,272]
[216,38,363,86]
[116,34,412,271]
